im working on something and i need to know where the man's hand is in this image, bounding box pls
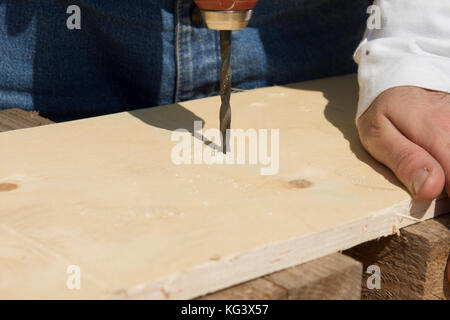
[357,86,450,201]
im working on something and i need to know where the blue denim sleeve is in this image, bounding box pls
[0,0,367,121]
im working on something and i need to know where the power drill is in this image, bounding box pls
[193,0,259,152]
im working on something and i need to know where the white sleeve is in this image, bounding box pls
[354,0,450,120]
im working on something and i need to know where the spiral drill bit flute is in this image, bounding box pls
[219,30,232,152]
[194,0,259,153]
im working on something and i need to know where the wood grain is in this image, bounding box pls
[345,214,450,300]
[0,108,53,132]
[0,108,362,300]
[200,253,362,300]
[0,74,449,299]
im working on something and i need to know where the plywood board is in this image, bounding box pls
[0,74,449,299]
[0,109,366,301]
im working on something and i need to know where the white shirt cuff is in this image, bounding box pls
[354,0,450,120]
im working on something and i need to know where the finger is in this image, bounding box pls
[385,89,450,197]
[358,112,445,201]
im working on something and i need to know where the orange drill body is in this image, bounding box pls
[194,0,258,11]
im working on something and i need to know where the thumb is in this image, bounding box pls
[358,114,445,201]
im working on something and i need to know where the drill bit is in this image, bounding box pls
[219,30,232,153]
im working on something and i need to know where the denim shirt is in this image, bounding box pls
[0,1,367,121]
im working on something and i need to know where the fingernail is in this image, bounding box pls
[412,168,430,196]
[447,256,450,282]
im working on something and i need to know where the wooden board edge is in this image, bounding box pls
[107,197,450,299]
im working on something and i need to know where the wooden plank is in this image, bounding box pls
[200,253,362,300]
[0,108,362,300]
[201,277,287,300]
[345,214,450,300]
[0,108,53,132]
[0,74,449,299]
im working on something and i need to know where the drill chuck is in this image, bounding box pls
[194,0,259,30]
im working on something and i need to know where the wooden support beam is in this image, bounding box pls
[200,253,362,300]
[0,108,53,132]
[345,214,450,300]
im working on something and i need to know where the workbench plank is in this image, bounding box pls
[345,214,450,300]
[1,74,449,299]
[0,108,53,132]
[265,253,362,300]
[200,277,288,300]
[200,254,362,300]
